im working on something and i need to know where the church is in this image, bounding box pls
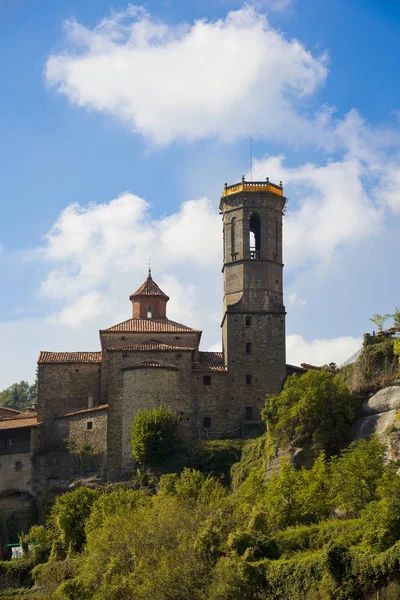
[1,177,292,488]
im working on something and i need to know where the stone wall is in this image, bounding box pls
[0,453,33,495]
[53,410,107,454]
[37,363,101,422]
[100,331,200,402]
[107,349,196,469]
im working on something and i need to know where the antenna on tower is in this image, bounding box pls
[147,256,152,276]
[249,137,253,182]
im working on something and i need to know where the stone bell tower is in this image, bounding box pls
[220,177,287,416]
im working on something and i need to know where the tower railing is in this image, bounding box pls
[222,177,283,197]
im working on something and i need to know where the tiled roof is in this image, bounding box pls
[38,351,102,364]
[130,274,169,300]
[0,416,40,430]
[2,412,37,420]
[193,352,226,372]
[0,406,21,415]
[57,405,108,418]
[122,360,178,371]
[103,318,200,333]
[108,342,195,352]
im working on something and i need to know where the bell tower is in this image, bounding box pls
[220,177,287,408]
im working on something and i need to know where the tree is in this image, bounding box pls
[262,371,358,456]
[392,307,400,329]
[0,380,36,411]
[49,487,100,553]
[361,465,400,551]
[330,436,385,516]
[369,313,391,332]
[130,405,179,467]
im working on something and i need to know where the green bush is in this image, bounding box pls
[19,525,53,564]
[182,439,245,480]
[330,436,385,516]
[32,558,79,599]
[48,487,100,554]
[85,486,146,535]
[130,405,179,466]
[0,559,34,590]
[262,370,358,456]
[341,338,399,393]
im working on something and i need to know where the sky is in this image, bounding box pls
[0,0,399,389]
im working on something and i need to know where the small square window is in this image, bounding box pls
[245,407,254,421]
[203,417,211,429]
[86,421,93,430]
[246,374,253,385]
[203,375,211,386]
[245,342,252,355]
[245,316,252,328]
[14,461,22,471]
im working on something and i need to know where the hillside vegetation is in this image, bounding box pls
[2,365,400,599]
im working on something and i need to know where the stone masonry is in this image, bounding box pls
[0,178,289,489]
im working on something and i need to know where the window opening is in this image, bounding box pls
[245,342,252,355]
[230,217,237,260]
[246,374,253,385]
[203,375,211,386]
[87,421,93,430]
[147,306,152,318]
[245,316,252,328]
[203,417,212,429]
[245,407,254,421]
[249,213,261,259]
[14,461,22,471]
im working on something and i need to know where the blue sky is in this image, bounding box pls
[0,0,399,388]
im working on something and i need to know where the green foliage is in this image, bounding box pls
[85,486,146,535]
[341,337,400,393]
[48,487,100,554]
[392,307,400,329]
[394,338,400,363]
[19,525,54,564]
[0,380,36,411]
[330,436,385,516]
[0,559,34,590]
[130,405,179,466]
[263,370,358,456]
[208,556,265,600]
[370,313,392,332]
[32,558,79,599]
[230,437,265,491]
[179,439,245,480]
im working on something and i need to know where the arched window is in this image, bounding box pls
[147,306,152,318]
[230,217,237,260]
[249,213,261,259]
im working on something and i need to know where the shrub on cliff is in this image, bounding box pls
[49,487,100,554]
[130,405,179,467]
[262,370,358,456]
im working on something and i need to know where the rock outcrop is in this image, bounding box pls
[351,384,400,460]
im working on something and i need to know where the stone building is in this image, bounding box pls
[1,178,291,488]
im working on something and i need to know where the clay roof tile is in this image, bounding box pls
[129,274,169,300]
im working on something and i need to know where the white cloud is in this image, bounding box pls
[288,292,306,308]
[45,5,327,146]
[38,193,221,309]
[374,162,400,212]
[252,154,382,269]
[55,291,109,327]
[32,192,222,327]
[287,334,362,367]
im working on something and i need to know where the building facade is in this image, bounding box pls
[0,178,288,484]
